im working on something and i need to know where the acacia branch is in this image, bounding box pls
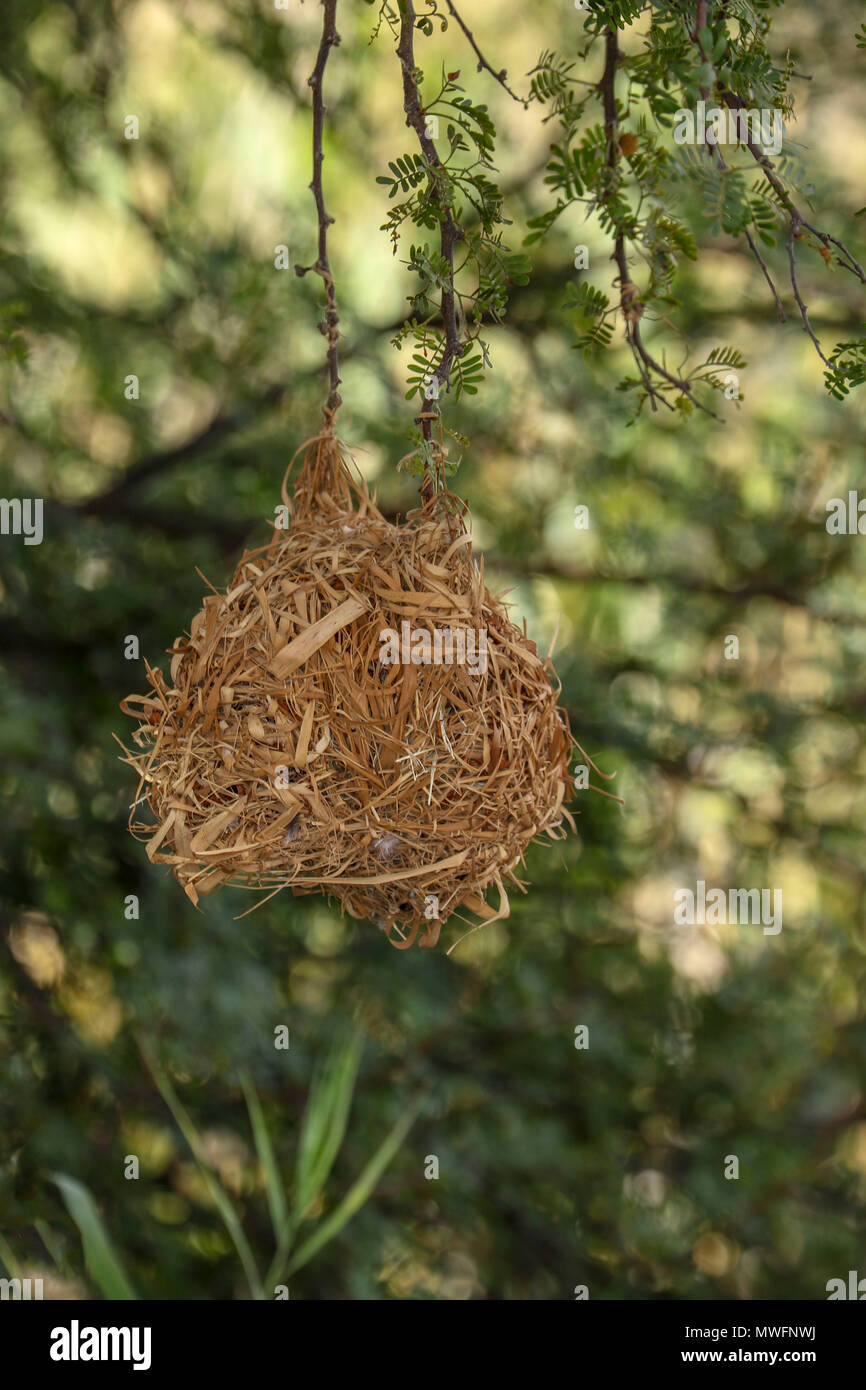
[443,1,527,105]
[690,11,787,322]
[600,27,719,420]
[295,0,342,427]
[787,219,832,366]
[723,90,866,272]
[397,0,466,499]
[744,225,787,322]
[687,6,865,368]
[722,87,866,363]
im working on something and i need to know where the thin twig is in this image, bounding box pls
[787,217,832,366]
[745,228,787,321]
[295,0,342,428]
[443,1,527,105]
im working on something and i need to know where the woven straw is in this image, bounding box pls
[119,431,578,949]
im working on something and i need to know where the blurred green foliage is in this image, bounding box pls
[1,0,866,1300]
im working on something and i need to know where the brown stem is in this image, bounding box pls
[717,86,866,363]
[695,0,709,46]
[296,0,342,428]
[693,8,786,320]
[787,217,832,366]
[718,89,866,285]
[601,27,718,419]
[397,0,465,500]
[443,1,526,105]
[686,8,865,368]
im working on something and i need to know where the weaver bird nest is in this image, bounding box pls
[120,431,579,950]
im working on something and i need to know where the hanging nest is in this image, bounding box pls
[119,431,579,950]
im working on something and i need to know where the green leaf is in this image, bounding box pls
[139,1038,265,1300]
[0,1231,22,1279]
[52,1174,137,1300]
[293,1029,364,1222]
[705,345,747,370]
[241,1073,290,1249]
[286,1095,425,1277]
[34,1219,65,1272]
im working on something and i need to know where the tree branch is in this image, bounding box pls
[75,386,285,514]
[397,0,466,500]
[443,1,527,105]
[686,6,865,368]
[691,5,785,321]
[601,27,719,420]
[295,0,342,427]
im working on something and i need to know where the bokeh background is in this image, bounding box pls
[2,0,866,1300]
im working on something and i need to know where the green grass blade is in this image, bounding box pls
[52,1174,137,1300]
[0,1231,21,1278]
[287,1094,424,1277]
[294,1038,354,1210]
[138,1038,265,1300]
[34,1219,65,1272]
[294,1029,364,1221]
[241,1073,290,1246]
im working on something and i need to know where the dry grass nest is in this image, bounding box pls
[120,431,585,950]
